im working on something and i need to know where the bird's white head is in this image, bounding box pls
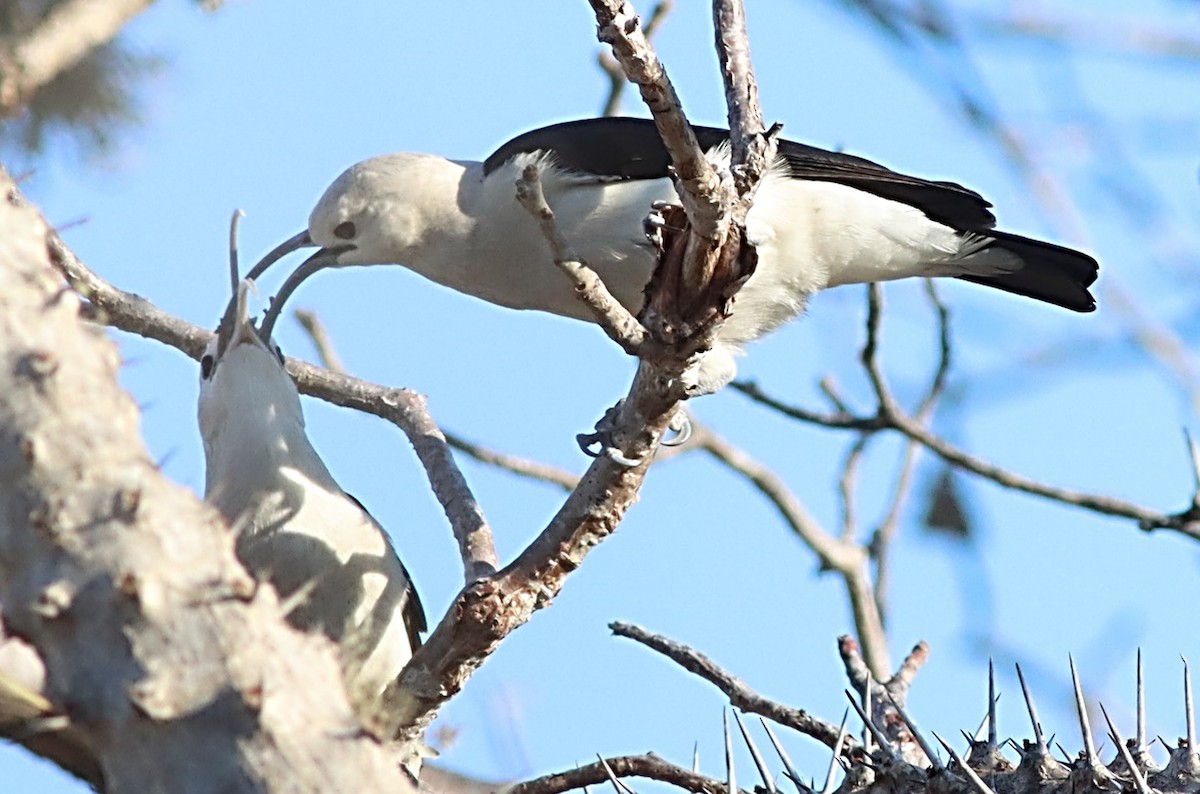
[244,153,472,342]
[197,280,305,492]
[306,153,469,268]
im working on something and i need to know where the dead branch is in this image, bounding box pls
[730,286,1200,542]
[611,621,857,753]
[509,752,730,794]
[597,0,673,117]
[515,164,648,354]
[687,421,890,676]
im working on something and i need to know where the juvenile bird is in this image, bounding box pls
[198,275,426,729]
[249,117,1098,394]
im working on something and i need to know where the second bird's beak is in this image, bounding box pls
[214,280,271,362]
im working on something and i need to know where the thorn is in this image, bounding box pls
[988,658,998,749]
[1184,429,1200,508]
[1184,656,1197,757]
[1070,655,1099,764]
[822,709,850,794]
[932,731,997,794]
[846,689,895,760]
[758,717,806,793]
[1137,649,1147,752]
[724,710,736,794]
[1053,741,1071,764]
[597,755,635,794]
[693,741,700,774]
[962,728,976,746]
[886,692,943,771]
[1015,663,1048,752]
[1100,702,1152,794]
[862,668,875,753]
[733,711,776,792]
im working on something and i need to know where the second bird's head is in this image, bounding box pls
[197,280,303,465]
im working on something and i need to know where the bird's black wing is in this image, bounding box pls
[345,493,428,649]
[484,117,997,230]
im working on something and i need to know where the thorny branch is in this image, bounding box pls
[509,753,731,794]
[611,621,859,752]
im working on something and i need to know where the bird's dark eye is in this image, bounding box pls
[333,221,357,240]
[200,354,215,379]
[274,345,285,365]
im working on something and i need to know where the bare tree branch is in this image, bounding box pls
[610,622,857,752]
[730,286,1200,542]
[597,0,674,117]
[510,752,732,794]
[515,164,648,354]
[588,0,730,241]
[0,0,157,119]
[687,421,891,676]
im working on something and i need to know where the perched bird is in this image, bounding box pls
[197,276,426,727]
[249,117,1098,394]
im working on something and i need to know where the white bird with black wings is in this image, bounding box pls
[250,117,1098,394]
[197,279,426,727]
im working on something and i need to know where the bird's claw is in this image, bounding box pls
[576,402,641,468]
[577,432,641,467]
[661,411,693,447]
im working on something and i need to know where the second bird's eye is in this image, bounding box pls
[333,221,357,240]
[200,354,215,380]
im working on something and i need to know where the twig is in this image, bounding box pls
[294,309,579,492]
[688,422,890,676]
[729,289,1200,541]
[445,433,580,491]
[597,0,674,117]
[610,622,857,752]
[287,362,499,583]
[587,0,730,240]
[514,164,648,354]
[870,281,952,622]
[711,0,772,216]
[293,309,347,374]
[509,753,732,794]
[0,0,156,118]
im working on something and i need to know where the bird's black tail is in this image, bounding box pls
[957,230,1098,312]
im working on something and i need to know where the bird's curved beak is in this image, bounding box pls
[245,229,316,282]
[258,243,356,342]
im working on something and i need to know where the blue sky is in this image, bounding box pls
[7,0,1200,790]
